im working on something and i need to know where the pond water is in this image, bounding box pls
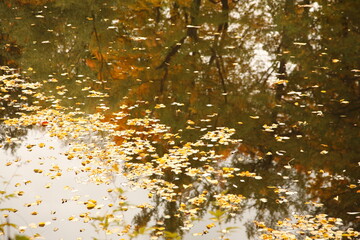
[0,0,359,239]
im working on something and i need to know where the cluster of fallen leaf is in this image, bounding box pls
[255,214,359,239]
[1,67,359,239]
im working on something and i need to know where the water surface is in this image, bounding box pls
[0,0,359,239]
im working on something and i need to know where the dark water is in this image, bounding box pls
[0,0,359,239]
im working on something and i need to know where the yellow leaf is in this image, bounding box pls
[206,223,215,229]
[38,222,46,227]
[86,200,97,210]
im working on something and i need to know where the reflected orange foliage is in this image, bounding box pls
[85,59,97,69]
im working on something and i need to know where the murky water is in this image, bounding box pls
[0,1,359,239]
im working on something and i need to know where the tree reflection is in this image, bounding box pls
[0,0,359,238]
[96,0,359,235]
[0,31,31,152]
